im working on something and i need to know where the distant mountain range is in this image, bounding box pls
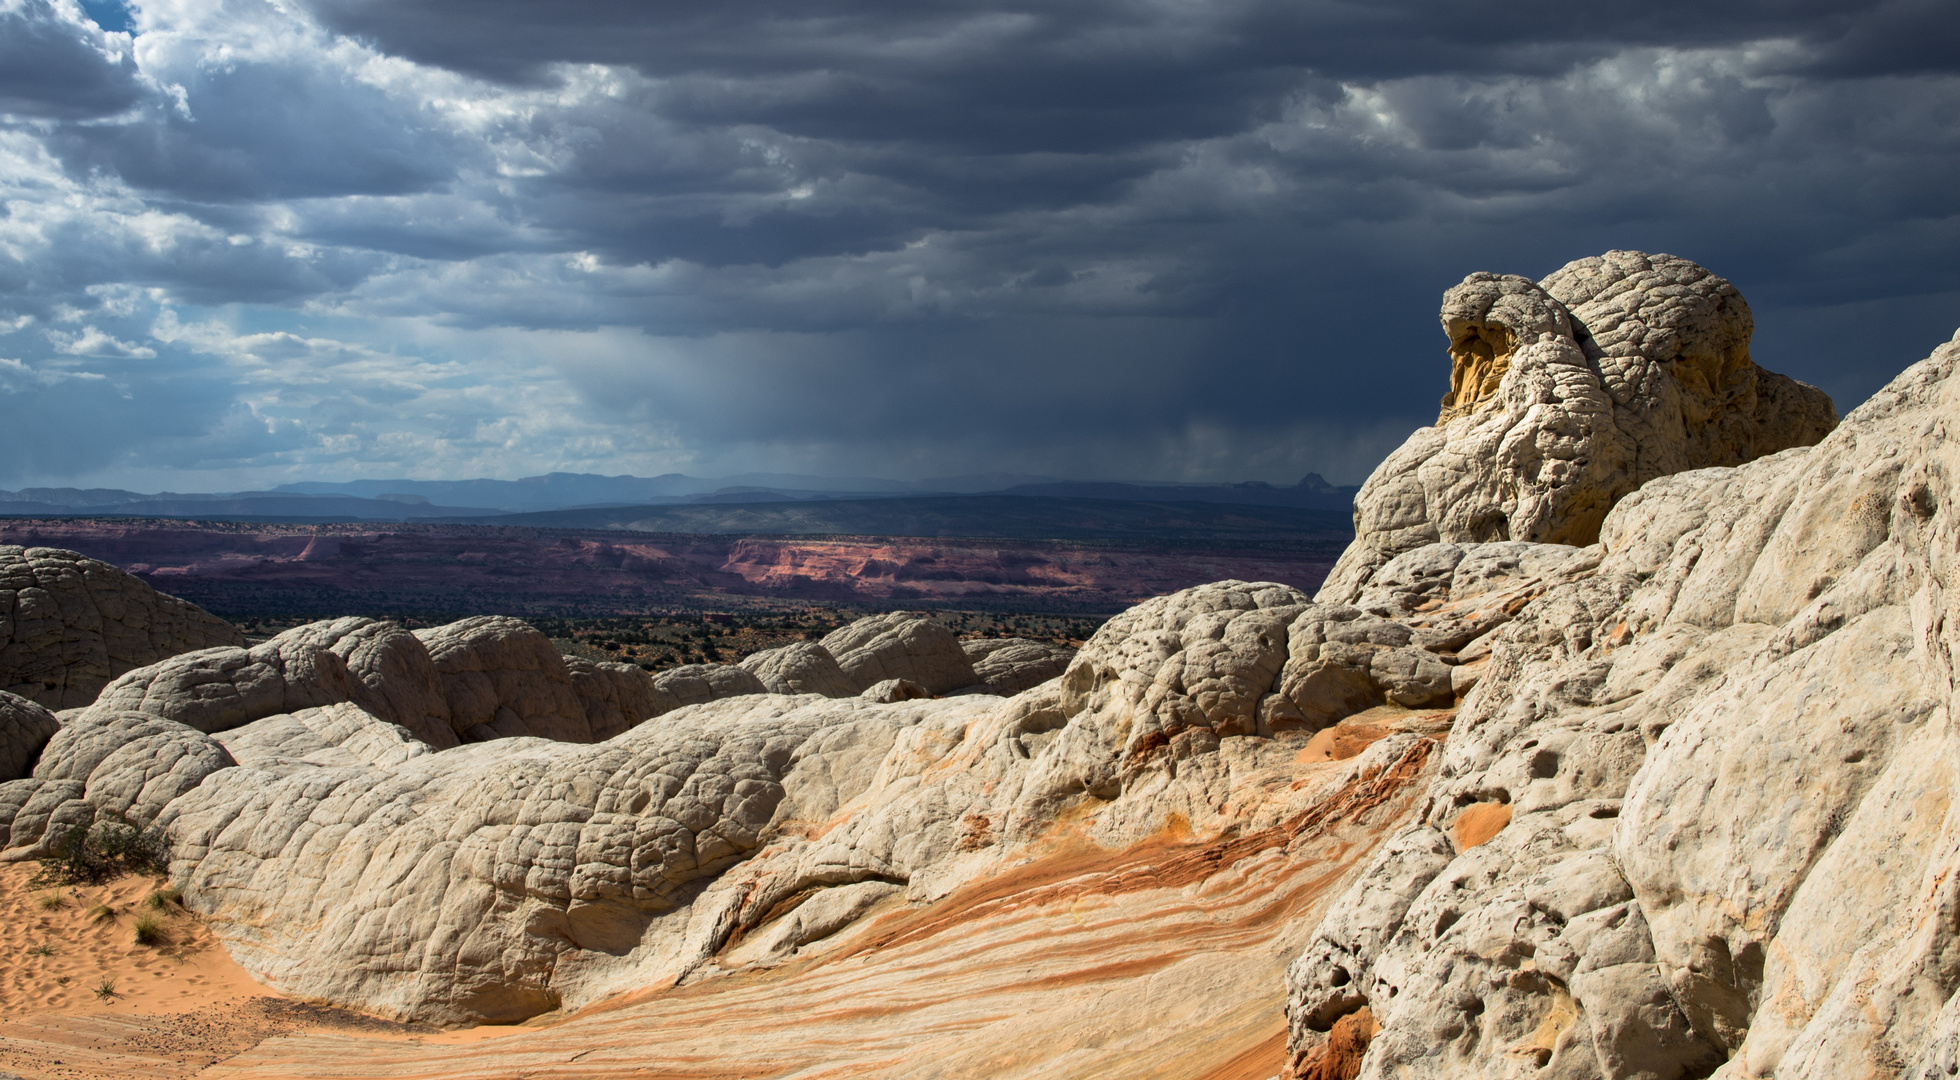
[0,471,1357,526]
[476,495,1355,541]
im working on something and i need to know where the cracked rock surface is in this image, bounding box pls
[962,636,1075,695]
[0,566,1544,1027]
[1,546,243,708]
[1321,251,1837,604]
[1283,329,1960,1080]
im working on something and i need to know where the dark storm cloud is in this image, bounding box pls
[0,0,143,119]
[46,59,462,202]
[306,0,1888,86]
[2,0,1956,488]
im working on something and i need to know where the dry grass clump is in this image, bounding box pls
[35,891,63,911]
[144,886,182,910]
[92,976,117,999]
[29,942,56,957]
[87,903,117,923]
[132,913,168,947]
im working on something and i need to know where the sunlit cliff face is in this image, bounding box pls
[1438,321,1517,424]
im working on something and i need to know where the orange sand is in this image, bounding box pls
[0,862,274,1017]
[0,862,425,1079]
[1454,802,1513,849]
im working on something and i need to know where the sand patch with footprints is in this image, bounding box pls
[0,861,268,1017]
[0,861,430,1079]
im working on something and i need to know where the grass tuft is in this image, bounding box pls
[92,976,117,999]
[144,886,182,910]
[87,903,116,923]
[29,942,56,957]
[35,891,63,911]
[132,913,167,947]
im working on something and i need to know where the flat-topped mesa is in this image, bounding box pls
[1320,250,1839,603]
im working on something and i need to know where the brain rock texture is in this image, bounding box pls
[1282,329,1960,1080]
[1320,250,1838,603]
[0,546,243,708]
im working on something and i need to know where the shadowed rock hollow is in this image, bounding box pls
[10,251,1959,1080]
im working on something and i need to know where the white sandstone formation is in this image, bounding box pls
[1282,329,1960,1080]
[819,611,978,694]
[0,547,1526,1026]
[649,661,767,706]
[1,545,243,708]
[739,639,861,697]
[140,576,1468,1025]
[0,689,59,781]
[961,636,1075,694]
[1320,251,1837,603]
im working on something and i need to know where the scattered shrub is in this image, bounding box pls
[35,891,63,911]
[29,814,169,887]
[132,913,167,947]
[93,976,117,999]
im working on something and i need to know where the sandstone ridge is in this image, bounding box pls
[1282,327,1960,1079]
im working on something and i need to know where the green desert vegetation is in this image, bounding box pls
[29,817,170,888]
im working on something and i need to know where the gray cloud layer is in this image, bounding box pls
[0,0,1954,488]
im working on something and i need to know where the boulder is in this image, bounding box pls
[1319,251,1837,603]
[961,637,1074,695]
[821,612,978,694]
[80,637,358,735]
[739,641,859,698]
[1,710,234,855]
[0,545,243,708]
[563,656,666,741]
[72,615,616,749]
[649,662,766,708]
[1262,606,1453,733]
[415,616,594,742]
[282,617,455,749]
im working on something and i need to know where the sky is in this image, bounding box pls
[0,0,1955,491]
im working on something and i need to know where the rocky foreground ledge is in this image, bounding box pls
[7,251,1959,1080]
